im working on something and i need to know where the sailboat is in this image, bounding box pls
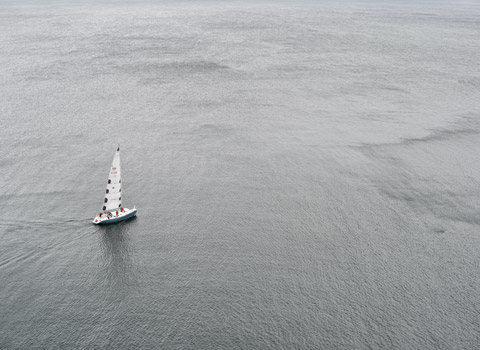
[92,146,137,225]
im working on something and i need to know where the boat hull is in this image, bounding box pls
[92,208,137,225]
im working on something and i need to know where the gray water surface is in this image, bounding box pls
[1,1,480,349]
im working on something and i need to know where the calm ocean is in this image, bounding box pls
[1,1,479,349]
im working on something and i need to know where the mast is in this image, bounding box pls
[102,146,122,212]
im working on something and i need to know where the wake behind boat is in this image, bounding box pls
[92,146,137,225]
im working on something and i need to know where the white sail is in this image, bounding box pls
[102,147,122,212]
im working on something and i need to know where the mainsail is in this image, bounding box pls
[102,147,122,212]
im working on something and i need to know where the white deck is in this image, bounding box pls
[92,207,136,225]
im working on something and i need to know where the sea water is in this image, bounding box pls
[0,1,479,348]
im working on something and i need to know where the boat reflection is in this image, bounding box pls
[98,217,138,288]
